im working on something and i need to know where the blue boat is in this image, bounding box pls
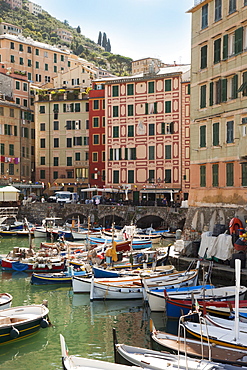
[30,268,89,285]
[88,236,152,250]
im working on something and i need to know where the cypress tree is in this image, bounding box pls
[106,38,111,52]
[76,26,81,34]
[97,31,102,46]
[102,32,107,48]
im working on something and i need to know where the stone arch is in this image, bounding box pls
[64,213,88,225]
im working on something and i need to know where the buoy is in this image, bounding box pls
[40,318,49,328]
[10,327,19,339]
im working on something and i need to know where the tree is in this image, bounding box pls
[76,26,81,34]
[64,20,69,26]
[102,32,107,49]
[97,31,102,46]
[106,38,111,52]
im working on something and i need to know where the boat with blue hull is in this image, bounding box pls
[88,236,152,250]
[30,269,89,285]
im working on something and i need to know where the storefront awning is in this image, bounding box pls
[140,188,180,194]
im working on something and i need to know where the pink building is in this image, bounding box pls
[105,66,191,205]
[3,0,22,9]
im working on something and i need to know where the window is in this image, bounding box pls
[53,121,59,130]
[40,156,45,165]
[10,108,14,117]
[19,57,24,65]
[0,143,4,155]
[226,163,234,186]
[93,100,99,109]
[229,0,236,14]
[16,81,20,90]
[235,27,243,55]
[128,125,134,137]
[75,152,80,161]
[19,44,23,52]
[222,79,228,102]
[148,81,154,93]
[45,63,48,71]
[23,83,27,91]
[124,148,136,160]
[149,124,155,136]
[200,165,206,187]
[84,137,89,145]
[61,55,64,62]
[35,49,39,56]
[0,107,3,116]
[214,38,221,64]
[10,42,14,49]
[113,106,119,117]
[40,138,45,148]
[75,103,80,112]
[85,103,89,112]
[226,120,234,143]
[128,104,134,116]
[53,157,59,166]
[223,35,228,59]
[212,164,219,187]
[16,98,20,105]
[93,117,99,127]
[165,101,171,113]
[54,138,59,147]
[200,85,206,108]
[164,169,171,183]
[27,46,31,53]
[102,117,105,127]
[215,79,221,104]
[67,157,72,166]
[92,152,98,162]
[54,54,57,63]
[40,106,45,114]
[165,145,172,159]
[10,55,15,63]
[28,73,32,81]
[231,75,238,99]
[242,163,247,186]
[245,0,247,6]
[145,102,157,114]
[149,146,155,160]
[28,59,32,67]
[74,137,82,146]
[93,135,99,145]
[67,138,72,147]
[113,126,119,138]
[213,122,219,146]
[113,170,119,184]
[102,134,105,144]
[36,61,39,69]
[238,71,247,96]
[201,45,207,69]
[127,84,134,95]
[128,170,134,184]
[40,170,45,179]
[110,148,122,160]
[201,4,208,29]
[40,123,45,131]
[9,144,14,156]
[161,122,174,134]
[215,0,222,21]
[165,79,172,91]
[53,171,58,179]
[54,66,57,73]
[112,85,119,97]
[200,125,206,148]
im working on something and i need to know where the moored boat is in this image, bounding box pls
[0,293,13,310]
[30,267,90,285]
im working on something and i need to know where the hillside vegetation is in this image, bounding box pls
[0,0,132,76]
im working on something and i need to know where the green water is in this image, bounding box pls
[0,237,167,370]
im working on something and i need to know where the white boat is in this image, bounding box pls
[60,334,141,370]
[204,313,247,333]
[0,293,12,310]
[33,217,62,238]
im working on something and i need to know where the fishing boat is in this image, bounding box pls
[60,334,141,370]
[92,264,175,279]
[0,304,49,344]
[88,235,153,250]
[0,293,12,310]
[30,267,90,285]
[102,225,162,243]
[33,217,62,238]
[113,328,235,370]
[150,320,247,366]
[204,313,247,333]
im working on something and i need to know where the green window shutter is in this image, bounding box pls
[212,164,219,187]
[145,103,148,115]
[200,165,206,187]
[242,163,247,186]
[232,75,238,99]
[213,122,219,146]
[112,85,119,97]
[221,79,227,102]
[200,85,206,108]
[214,38,221,64]
[63,104,66,112]
[154,102,157,114]
[128,105,133,116]
[165,79,172,91]
[161,122,165,134]
[165,145,171,159]
[110,148,113,160]
[226,163,234,186]
[243,72,247,97]
[133,148,136,160]
[125,148,128,160]
[148,81,154,93]
[165,101,171,113]
[127,84,134,95]
[200,125,206,147]
[201,45,207,69]
[223,34,228,59]
[209,82,214,106]
[128,170,134,183]
[235,27,243,55]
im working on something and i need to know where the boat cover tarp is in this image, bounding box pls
[198,232,233,261]
[12,261,29,271]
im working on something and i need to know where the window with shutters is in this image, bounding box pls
[200,165,206,187]
[201,45,207,69]
[212,164,219,187]
[235,27,243,55]
[9,144,14,156]
[223,34,228,59]
[149,170,155,183]
[165,145,172,159]
[200,85,206,108]
[200,125,206,148]
[113,106,119,117]
[128,170,134,184]
[229,0,236,14]
[54,157,59,166]
[148,81,155,93]
[128,125,134,137]
[40,156,45,165]
[226,163,234,186]
[226,121,234,143]
[165,169,171,183]
[215,0,222,21]
[113,170,119,184]
[67,138,72,148]
[93,117,99,127]
[149,146,155,160]
[93,100,99,110]
[201,4,208,29]
[67,157,72,166]
[165,79,172,91]
[40,123,45,131]
[145,102,157,114]
[127,84,134,95]
[242,163,247,186]
[228,32,235,56]
[214,38,221,64]
[221,79,227,102]
[165,101,171,113]
[74,137,82,146]
[149,124,155,136]
[128,104,134,116]
[112,85,119,97]
[231,75,238,99]
[40,138,45,148]
[54,138,59,148]
[161,122,174,134]
[209,82,214,106]
[93,135,99,145]
[215,80,221,104]
[113,126,119,138]
[213,122,219,146]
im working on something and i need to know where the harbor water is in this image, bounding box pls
[0,237,171,370]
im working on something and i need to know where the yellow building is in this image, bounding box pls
[188,0,247,206]
[34,89,89,193]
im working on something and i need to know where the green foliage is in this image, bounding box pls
[0,1,132,75]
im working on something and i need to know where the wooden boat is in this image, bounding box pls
[33,217,62,238]
[60,334,141,370]
[204,313,247,333]
[0,293,12,310]
[89,235,152,250]
[150,320,247,366]
[92,264,175,279]
[30,268,90,285]
[1,256,65,273]
[113,328,233,370]
[0,304,49,344]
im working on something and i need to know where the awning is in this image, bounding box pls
[140,188,180,194]
[80,187,125,193]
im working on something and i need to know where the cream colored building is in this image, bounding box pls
[188,0,247,206]
[56,28,73,43]
[34,89,89,192]
[27,1,42,16]
[132,58,167,75]
[53,64,97,90]
[0,22,22,36]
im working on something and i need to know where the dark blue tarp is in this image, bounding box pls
[12,261,29,271]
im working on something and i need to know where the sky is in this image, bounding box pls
[35,0,194,65]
